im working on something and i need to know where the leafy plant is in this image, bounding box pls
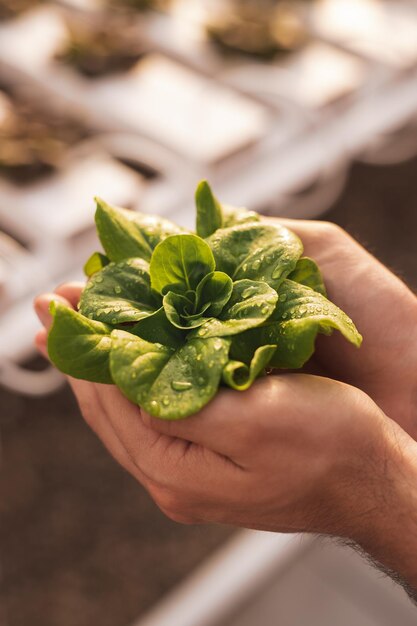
[48,181,362,419]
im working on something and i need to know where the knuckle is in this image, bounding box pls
[160,506,197,525]
[151,487,197,525]
[317,221,346,241]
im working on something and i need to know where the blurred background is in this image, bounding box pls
[1,0,417,624]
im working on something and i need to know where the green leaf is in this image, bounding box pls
[195,180,223,238]
[79,258,160,325]
[231,280,362,369]
[223,345,276,391]
[110,331,230,419]
[221,204,260,228]
[192,279,278,338]
[206,222,303,290]
[150,233,215,294]
[131,307,185,349]
[84,252,109,277]
[288,257,327,296]
[95,197,183,262]
[163,290,206,329]
[48,302,113,383]
[162,272,232,330]
[195,271,233,317]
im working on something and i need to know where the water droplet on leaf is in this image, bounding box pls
[271,267,283,280]
[213,338,223,351]
[149,400,159,414]
[171,381,192,391]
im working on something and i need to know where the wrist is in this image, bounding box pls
[340,417,417,588]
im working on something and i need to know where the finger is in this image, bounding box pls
[142,376,285,459]
[69,377,153,489]
[33,293,70,330]
[54,281,85,308]
[93,384,238,495]
[35,329,48,358]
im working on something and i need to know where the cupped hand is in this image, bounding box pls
[275,218,417,439]
[34,284,399,538]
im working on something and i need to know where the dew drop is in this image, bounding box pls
[111,317,118,324]
[252,259,261,271]
[213,338,223,351]
[271,267,283,280]
[242,263,248,272]
[261,306,270,315]
[197,377,205,386]
[162,397,170,406]
[95,276,103,283]
[114,285,122,294]
[242,286,256,299]
[149,400,159,414]
[299,306,307,315]
[114,306,121,313]
[171,380,192,391]
[282,312,288,319]
[279,294,287,302]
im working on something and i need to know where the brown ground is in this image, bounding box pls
[0,155,416,626]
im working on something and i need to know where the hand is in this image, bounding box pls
[274,218,417,439]
[34,284,417,593]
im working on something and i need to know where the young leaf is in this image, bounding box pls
[206,222,303,291]
[163,290,207,329]
[195,180,223,238]
[192,279,278,338]
[110,331,230,419]
[231,280,362,369]
[95,198,183,262]
[48,302,113,383]
[79,258,160,325]
[150,233,215,294]
[288,257,327,296]
[131,307,185,349]
[195,271,233,317]
[84,252,109,277]
[223,344,276,391]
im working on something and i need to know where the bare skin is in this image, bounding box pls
[34,219,417,596]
